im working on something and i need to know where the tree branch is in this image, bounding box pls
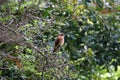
[0,23,47,58]
[0,67,9,70]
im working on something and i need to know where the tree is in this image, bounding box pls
[0,0,120,79]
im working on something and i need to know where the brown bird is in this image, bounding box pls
[53,33,64,53]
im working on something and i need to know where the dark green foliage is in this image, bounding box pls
[0,0,120,80]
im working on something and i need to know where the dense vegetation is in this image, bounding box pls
[0,0,120,80]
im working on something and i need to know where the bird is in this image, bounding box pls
[53,33,64,53]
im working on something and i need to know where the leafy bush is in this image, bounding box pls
[0,0,120,79]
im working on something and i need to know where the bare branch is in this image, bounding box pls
[0,67,9,70]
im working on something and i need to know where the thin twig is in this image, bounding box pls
[41,57,48,80]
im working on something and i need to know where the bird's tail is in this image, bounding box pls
[53,45,60,53]
[53,47,57,53]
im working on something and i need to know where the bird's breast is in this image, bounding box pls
[60,38,64,46]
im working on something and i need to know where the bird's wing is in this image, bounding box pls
[53,37,61,52]
[54,37,61,48]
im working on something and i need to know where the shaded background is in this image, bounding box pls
[0,0,120,80]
